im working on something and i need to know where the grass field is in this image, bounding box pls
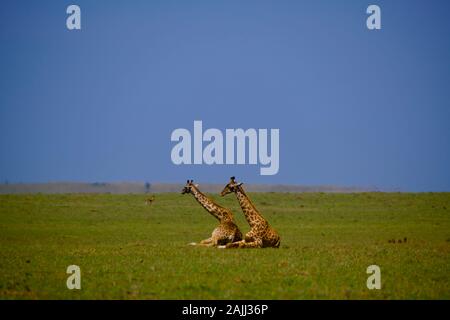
[0,192,449,299]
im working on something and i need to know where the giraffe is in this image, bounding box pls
[219,176,280,248]
[181,180,242,247]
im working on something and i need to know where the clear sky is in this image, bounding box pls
[1,0,449,191]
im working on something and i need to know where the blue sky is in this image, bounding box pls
[1,0,449,191]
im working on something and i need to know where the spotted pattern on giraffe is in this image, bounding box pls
[182,180,242,247]
[220,177,281,248]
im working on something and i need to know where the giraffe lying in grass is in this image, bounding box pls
[181,180,242,247]
[219,176,280,249]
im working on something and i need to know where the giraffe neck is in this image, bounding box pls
[234,186,266,228]
[190,186,228,221]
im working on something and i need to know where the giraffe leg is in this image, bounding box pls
[218,239,260,249]
[231,240,246,248]
[188,237,212,246]
[226,239,263,249]
[198,235,227,247]
[237,239,263,248]
[200,238,213,245]
[217,240,239,249]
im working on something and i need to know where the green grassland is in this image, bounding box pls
[0,192,449,299]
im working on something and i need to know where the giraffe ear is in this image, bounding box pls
[194,184,199,188]
[237,182,243,187]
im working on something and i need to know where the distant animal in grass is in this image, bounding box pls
[145,196,155,205]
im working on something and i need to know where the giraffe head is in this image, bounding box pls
[220,176,243,196]
[181,179,199,194]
